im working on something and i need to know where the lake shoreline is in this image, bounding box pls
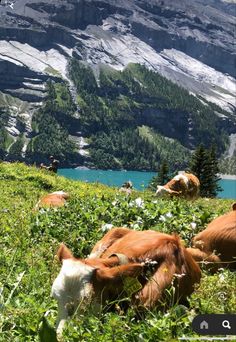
[72,168,236,181]
[219,174,236,180]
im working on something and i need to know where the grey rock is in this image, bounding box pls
[0,0,235,165]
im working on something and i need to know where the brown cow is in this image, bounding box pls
[156,172,200,199]
[187,203,236,270]
[35,191,69,209]
[51,228,201,334]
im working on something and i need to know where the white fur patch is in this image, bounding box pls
[51,259,95,334]
[51,259,94,303]
[51,191,67,196]
[173,174,189,185]
[156,186,169,196]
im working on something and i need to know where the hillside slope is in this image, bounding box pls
[0,162,235,340]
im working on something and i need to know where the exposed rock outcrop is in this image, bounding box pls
[0,0,235,167]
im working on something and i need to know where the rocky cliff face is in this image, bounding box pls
[0,0,235,166]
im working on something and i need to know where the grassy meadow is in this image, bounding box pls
[0,162,235,341]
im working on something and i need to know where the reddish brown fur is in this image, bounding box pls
[60,228,201,310]
[93,229,200,307]
[162,173,200,199]
[35,191,69,209]
[90,227,131,257]
[188,203,236,270]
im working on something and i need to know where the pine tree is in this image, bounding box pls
[190,144,222,198]
[190,144,207,196]
[205,145,222,197]
[157,161,170,185]
[148,161,170,191]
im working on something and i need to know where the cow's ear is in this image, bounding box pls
[232,203,236,211]
[57,243,73,262]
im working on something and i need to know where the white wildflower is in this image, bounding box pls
[128,197,144,208]
[219,273,225,283]
[141,258,158,266]
[136,217,143,224]
[101,223,113,232]
[134,197,144,208]
[130,223,140,230]
[159,215,166,222]
[174,273,186,278]
[190,222,197,230]
[166,212,173,218]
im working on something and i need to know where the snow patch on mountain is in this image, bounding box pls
[82,27,236,111]
[6,116,19,136]
[0,23,235,112]
[160,49,235,95]
[0,40,69,78]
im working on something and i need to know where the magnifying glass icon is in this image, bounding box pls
[222,320,231,329]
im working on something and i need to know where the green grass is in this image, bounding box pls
[138,125,191,167]
[44,67,61,77]
[0,162,235,341]
[0,92,28,110]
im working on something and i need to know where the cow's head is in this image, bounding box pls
[155,186,180,197]
[51,244,97,333]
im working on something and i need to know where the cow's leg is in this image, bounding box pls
[186,247,222,272]
[136,262,176,309]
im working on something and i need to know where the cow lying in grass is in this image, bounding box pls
[51,228,201,334]
[35,191,69,209]
[156,172,200,199]
[187,203,236,270]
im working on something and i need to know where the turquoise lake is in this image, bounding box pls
[58,169,236,200]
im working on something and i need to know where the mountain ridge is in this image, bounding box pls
[0,0,235,171]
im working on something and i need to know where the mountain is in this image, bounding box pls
[0,0,235,171]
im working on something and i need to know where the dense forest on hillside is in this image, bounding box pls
[0,59,232,171]
[25,82,81,166]
[69,59,229,170]
[0,109,11,158]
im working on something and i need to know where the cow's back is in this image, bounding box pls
[165,173,200,199]
[193,209,236,266]
[101,230,201,302]
[101,230,177,260]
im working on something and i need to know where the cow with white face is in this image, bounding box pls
[51,228,201,335]
[156,172,200,200]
